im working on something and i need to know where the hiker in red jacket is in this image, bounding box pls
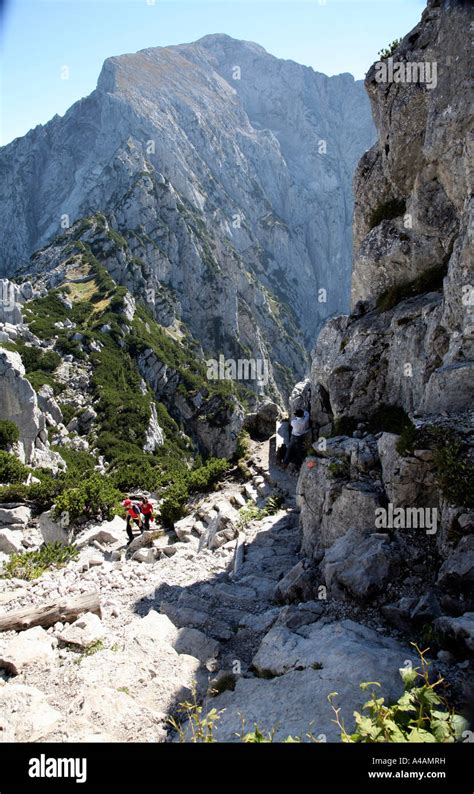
[140,497,155,532]
[122,498,142,544]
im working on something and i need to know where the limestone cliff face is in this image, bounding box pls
[309,0,473,422]
[294,2,473,660]
[0,36,375,397]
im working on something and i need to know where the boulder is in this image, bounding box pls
[420,363,474,415]
[274,559,317,604]
[38,510,72,546]
[433,613,474,657]
[132,610,178,645]
[437,535,474,605]
[298,460,382,556]
[289,380,311,414]
[58,612,105,649]
[0,528,24,554]
[207,620,409,741]
[0,506,31,527]
[0,683,62,741]
[322,528,402,602]
[132,548,156,564]
[173,627,219,663]
[377,433,439,507]
[244,400,281,439]
[76,516,124,548]
[37,385,63,425]
[0,626,55,675]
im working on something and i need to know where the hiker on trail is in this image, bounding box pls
[140,496,155,532]
[282,408,310,468]
[122,498,142,544]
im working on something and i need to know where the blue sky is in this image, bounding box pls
[0,0,425,146]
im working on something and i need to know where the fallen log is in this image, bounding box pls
[0,591,101,633]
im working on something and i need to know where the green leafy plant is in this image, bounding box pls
[0,420,19,450]
[1,542,78,581]
[328,458,350,479]
[168,687,223,743]
[159,458,230,527]
[237,492,284,528]
[53,473,121,524]
[0,451,29,485]
[329,645,468,743]
[378,39,402,60]
[434,442,474,508]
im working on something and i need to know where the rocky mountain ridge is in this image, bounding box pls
[0,34,375,397]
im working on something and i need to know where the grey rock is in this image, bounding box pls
[433,613,474,657]
[273,560,316,604]
[0,626,55,675]
[322,527,401,602]
[0,505,34,532]
[38,510,71,546]
[437,535,474,602]
[0,684,62,741]
[207,620,409,741]
[0,528,24,554]
[58,612,105,649]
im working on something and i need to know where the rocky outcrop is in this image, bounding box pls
[0,349,64,472]
[0,36,376,398]
[307,0,473,423]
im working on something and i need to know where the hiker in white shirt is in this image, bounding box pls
[283,409,310,467]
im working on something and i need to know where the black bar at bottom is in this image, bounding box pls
[0,742,472,794]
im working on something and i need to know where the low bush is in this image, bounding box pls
[395,425,473,508]
[434,442,474,509]
[0,420,19,450]
[1,542,79,581]
[160,458,230,527]
[328,459,350,479]
[53,474,121,524]
[0,451,29,485]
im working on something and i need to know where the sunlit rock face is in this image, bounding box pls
[0,35,375,393]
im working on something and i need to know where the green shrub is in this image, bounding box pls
[53,474,121,524]
[330,645,468,743]
[0,420,19,450]
[328,459,350,479]
[110,461,158,492]
[188,458,229,493]
[395,426,473,508]
[434,442,474,508]
[368,198,406,230]
[159,458,230,527]
[0,451,29,485]
[54,447,97,476]
[378,38,402,60]
[1,542,79,581]
[238,493,284,529]
[235,430,251,461]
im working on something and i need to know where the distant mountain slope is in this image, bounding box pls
[0,35,375,394]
